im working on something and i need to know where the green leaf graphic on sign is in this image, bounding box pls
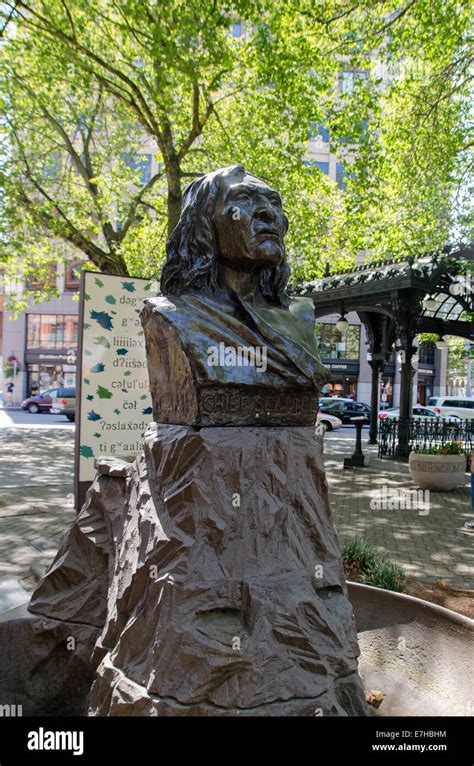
[137,330,144,336]
[93,433,101,438]
[84,378,90,385]
[84,293,91,301]
[94,336,110,349]
[90,363,105,373]
[116,348,128,355]
[105,295,116,304]
[96,386,113,399]
[95,277,104,288]
[114,408,121,415]
[84,349,92,356]
[80,445,94,458]
[140,395,147,400]
[90,310,113,330]
[87,410,102,421]
[123,371,131,376]
[122,281,136,292]
[83,323,91,329]
[142,407,152,415]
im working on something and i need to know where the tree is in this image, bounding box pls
[0,0,472,300]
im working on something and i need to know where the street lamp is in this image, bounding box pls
[336,315,348,333]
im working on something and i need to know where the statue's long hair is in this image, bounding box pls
[160,164,290,306]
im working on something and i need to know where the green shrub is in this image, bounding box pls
[362,560,407,593]
[342,538,407,593]
[416,440,465,456]
[342,538,378,571]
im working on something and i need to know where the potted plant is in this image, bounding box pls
[409,441,468,491]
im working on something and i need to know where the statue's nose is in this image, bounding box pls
[255,201,276,222]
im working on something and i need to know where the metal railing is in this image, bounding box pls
[378,417,474,459]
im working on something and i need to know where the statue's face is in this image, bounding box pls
[214,173,288,268]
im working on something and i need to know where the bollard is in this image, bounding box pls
[344,416,371,468]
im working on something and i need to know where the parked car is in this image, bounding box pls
[428,396,474,421]
[21,388,63,414]
[50,388,76,421]
[319,398,371,424]
[316,411,342,432]
[378,405,460,422]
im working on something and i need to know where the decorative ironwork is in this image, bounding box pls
[378,417,474,460]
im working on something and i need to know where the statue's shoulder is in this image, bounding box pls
[141,295,194,328]
[142,294,185,316]
[288,296,315,322]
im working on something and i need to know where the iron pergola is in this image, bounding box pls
[296,245,474,455]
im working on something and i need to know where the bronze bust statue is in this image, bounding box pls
[141,164,329,426]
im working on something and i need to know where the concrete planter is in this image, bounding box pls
[408,452,467,491]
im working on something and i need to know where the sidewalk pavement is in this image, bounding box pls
[0,428,75,611]
[0,429,472,619]
[325,437,474,589]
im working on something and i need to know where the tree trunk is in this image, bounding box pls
[167,188,182,236]
[164,155,183,236]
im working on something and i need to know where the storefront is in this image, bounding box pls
[25,313,78,396]
[321,361,360,398]
[417,341,436,405]
[380,359,396,409]
[317,322,361,398]
[417,367,435,405]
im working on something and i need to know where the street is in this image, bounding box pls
[0,408,369,437]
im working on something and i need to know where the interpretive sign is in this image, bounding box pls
[75,271,155,507]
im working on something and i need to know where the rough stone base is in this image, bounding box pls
[27,423,368,716]
[0,616,99,716]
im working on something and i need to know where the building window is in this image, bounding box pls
[303,160,329,175]
[336,163,347,189]
[338,70,368,94]
[26,263,57,291]
[230,21,242,37]
[65,261,82,291]
[316,323,360,360]
[308,122,330,142]
[122,153,152,183]
[26,314,78,350]
[419,341,435,365]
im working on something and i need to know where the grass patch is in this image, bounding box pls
[342,538,407,593]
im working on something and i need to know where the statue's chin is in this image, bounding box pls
[251,241,283,267]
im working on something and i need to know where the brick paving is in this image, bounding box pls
[325,436,474,589]
[0,428,472,609]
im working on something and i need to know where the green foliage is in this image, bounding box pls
[342,537,407,593]
[342,538,378,572]
[416,440,466,455]
[362,560,407,593]
[446,335,472,384]
[3,360,23,379]
[0,0,471,308]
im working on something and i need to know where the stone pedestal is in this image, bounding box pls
[27,423,368,715]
